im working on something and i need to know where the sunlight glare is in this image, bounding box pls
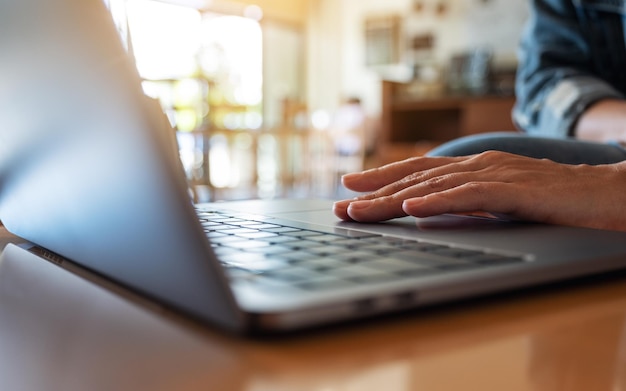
[126,0,202,79]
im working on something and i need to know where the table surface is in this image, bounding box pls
[1,226,626,391]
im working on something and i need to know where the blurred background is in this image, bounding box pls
[104,0,529,202]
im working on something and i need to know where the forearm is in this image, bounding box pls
[574,99,626,143]
[513,0,625,137]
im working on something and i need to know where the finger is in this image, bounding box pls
[337,170,479,222]
[335,167,493,222]
[333,196,407,222]
[341,155,467,192]
[333,199,356,221]
[402,182,524,219]
[345,196,409,222]
[363,163,493,205]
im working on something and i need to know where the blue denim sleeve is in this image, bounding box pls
[513,0,624,137]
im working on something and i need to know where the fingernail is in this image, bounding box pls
[402,198,423,210]
[342,172,363,181]
[333,200,348,209]
[403,198,418,207]
[348,200,372,210]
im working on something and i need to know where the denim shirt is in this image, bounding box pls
[513,0,626,137]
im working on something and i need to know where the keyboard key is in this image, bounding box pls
[224,267,258,281]
[256,235,300,244]
[212,246,239,256]
[298,256,352,271]
[245,244,295,255]
[219,252,267,264]
[205,231,229,239]
[215,227,259,235]
[273,252,323,264]
[295,278,356,291]
[247,224,284,230]
[401,242,449,252]
[237,231,278,240]
[372,236,406,245]
[329,265,392,280]
[228,259,288,273]
[260,267,328,282]
[389,251,461,267]
[324,251,379,264]
[199,221,222,227]
[283,241,325,251]
[329,238,363,249]
[357,243,402,254]
[396,268,441,278]
[306,245,352,256]
[210,235,247,244]
[264,227,303,234]
[307,234,347,243]
[282,230,325,238]
[360,258,431,273]
[221,240,271,249]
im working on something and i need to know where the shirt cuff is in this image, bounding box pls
[539,76,624,137]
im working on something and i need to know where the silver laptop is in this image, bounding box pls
[3,0,626,334]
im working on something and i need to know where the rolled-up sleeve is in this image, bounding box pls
[516,76,623,137]
[513,0,625,137]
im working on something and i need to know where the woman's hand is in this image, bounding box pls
[333,151,626,231]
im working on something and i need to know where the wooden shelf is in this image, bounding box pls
[379,80,516,164]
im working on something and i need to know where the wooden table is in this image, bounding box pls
[1,227,625,391]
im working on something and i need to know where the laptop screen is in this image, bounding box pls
[0,0,243,330]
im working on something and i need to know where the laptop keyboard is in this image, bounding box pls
[197,209,531,291]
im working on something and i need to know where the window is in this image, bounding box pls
[124,0,263,200]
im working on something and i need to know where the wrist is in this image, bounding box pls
[574,99,626,142]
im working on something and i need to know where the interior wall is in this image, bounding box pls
[340,0,411,116]
[263,21,306,129]
[306,0,345,115]
[306,0,529,118]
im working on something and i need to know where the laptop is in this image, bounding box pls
[3,0,626,335]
